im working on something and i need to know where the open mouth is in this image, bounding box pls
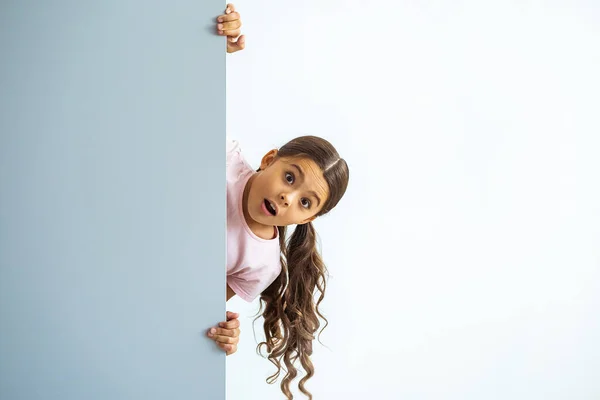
[264,199,277,216]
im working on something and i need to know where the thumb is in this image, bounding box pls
[237,35,246,48]
[226,311,240,320]
[227,35,246,53]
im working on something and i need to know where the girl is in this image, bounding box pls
[208,5,351,400]
[226,136,349,400]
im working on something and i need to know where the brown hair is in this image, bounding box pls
[253,135,350,399]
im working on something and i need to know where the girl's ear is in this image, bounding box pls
[259,149,278,170]
[300,215,317,224]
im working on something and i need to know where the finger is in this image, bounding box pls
[225,3,236,14]
[208,327,238,338]
[207,331,238,346]
[216,341,232,351]
[213,333,239,345]
[217,27,241,37]
[226,344,237,356]
[207,326,240,341]
[217,20,241,32]
[223,28,241,38]
[217,12,240,23]
[219,318,240,329]
[226,311,240,320]
[217,342,235,354]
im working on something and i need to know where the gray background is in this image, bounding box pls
[0,1,225,399]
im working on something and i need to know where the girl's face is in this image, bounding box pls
[244,150,329,228]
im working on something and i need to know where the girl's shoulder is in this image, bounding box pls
[226,137,241,155]
[226,138,243,168]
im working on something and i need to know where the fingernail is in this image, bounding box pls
[226,8,230,14]
[218,30,223,34]
[218,17,223,22]
[217,24,223,29]
[210,328,216,334]
[219,322,226,327]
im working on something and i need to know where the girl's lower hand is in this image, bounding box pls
[216,3,245,54]
[207,311,241,356]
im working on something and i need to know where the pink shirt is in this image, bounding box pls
[226,139,282,302]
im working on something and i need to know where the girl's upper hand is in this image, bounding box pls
[207,311,241,356]
[216,3,245,54]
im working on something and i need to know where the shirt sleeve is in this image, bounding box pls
[227,264,281,303]
[226,138,240,164]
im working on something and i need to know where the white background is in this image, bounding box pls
[225,1,600,399]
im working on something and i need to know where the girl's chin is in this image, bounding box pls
[251,211,276,224]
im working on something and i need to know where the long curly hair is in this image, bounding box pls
[253,135,350,399]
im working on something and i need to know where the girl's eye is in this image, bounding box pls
[301,198,311,209]
[285,172,294,184]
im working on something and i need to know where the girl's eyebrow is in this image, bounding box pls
[290,163,322,206]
